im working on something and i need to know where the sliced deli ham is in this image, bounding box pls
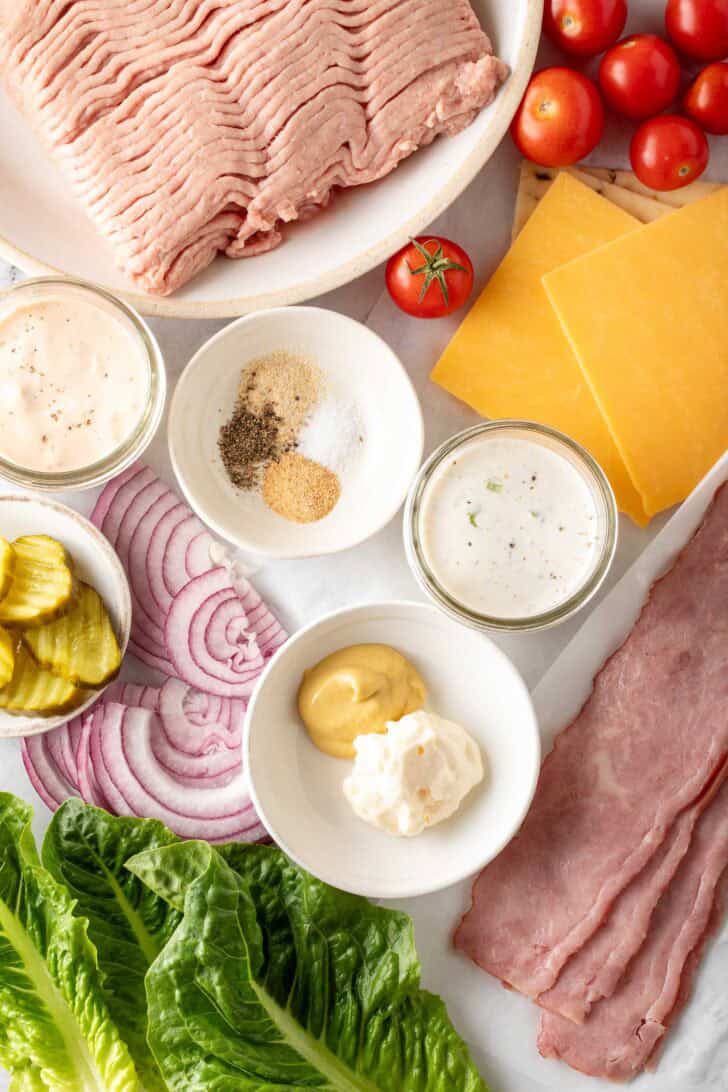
[537,761,728,1023]
[537,776,728,1080]
[455,482,728,1001]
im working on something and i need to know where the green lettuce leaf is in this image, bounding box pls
[128,840,487,1092]
[42,800,181,1091]
[0,793,141,1091]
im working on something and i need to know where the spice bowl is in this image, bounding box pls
[168,306,424,558]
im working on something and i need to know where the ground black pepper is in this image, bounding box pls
[217,402,281,489]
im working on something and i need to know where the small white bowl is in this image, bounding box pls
[244,601,540,899]
[0,495,131,738]
[168,306,424,559]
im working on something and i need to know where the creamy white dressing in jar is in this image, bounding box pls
[0,293,149,473]
[409,424,616,628]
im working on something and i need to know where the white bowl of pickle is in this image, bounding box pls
[0,495,131,737]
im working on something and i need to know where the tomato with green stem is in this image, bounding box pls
[385,237,474,319]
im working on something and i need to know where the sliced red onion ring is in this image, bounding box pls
[163,515,213,598]
[21,735,77,810]
[90,462,143,529]
[165,570,263,697]
[94,464,156,544]
[146,503,189,615]
[89,703,264,841]
[127,490,179,637]
[158,678,242,753]
[84,705,127,813]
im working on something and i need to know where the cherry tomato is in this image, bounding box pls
[630,115,710,191]
[511,68,604,168]
[665,0,728,61]
[385,237,474,319]
[543,0,627,56]
[599,35,681,120]
[684,62,728,133]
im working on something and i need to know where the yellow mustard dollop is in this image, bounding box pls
[297,644,427,758]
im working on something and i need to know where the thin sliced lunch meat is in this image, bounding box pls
[455,482,728,999]
[538,775,728,1080]
[537,759,728,1023]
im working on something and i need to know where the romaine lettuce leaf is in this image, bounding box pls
[42,800,180,1091]
[128,840,487,1092]
[0,793,141,1091]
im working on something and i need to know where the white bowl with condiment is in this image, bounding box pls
[244,600,541,899]
[0,277,166,492]
[168,306,424,559]
[404,421,618,633]
[0,494,131,738]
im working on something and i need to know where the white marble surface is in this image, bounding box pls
[0,2,727,1088]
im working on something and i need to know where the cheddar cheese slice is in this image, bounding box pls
[543,189,728,517]
[431,173,647,524]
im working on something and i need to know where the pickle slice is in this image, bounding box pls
[0,626,14,688]
[0,642,81,714]
[23,582,121,688]
[0,538,14,601]
[0,536,73,627]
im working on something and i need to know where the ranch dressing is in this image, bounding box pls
[0,294,149,473]
[419,434,603,620]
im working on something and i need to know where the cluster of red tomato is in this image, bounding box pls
[512,0,728,190]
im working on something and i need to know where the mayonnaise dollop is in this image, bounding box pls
[342,711,484,836]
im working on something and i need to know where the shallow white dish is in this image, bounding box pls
[244,600,540,898]
[169,307,424,559]
[0,1,542,318]
[0,495,131,738]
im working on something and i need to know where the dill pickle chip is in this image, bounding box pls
[0,627,14,688]
[0,535,73,627]
[0,538,14,601]
[23,582,121,688]
[0,642,81,714]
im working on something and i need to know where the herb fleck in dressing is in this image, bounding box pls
[420,436,603,619]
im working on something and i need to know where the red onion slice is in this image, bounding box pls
[83,705,127,812]
[165,571,261,697]
[158,678,242,753]
[118,484,175,643]
[21,735,77,810]
[146,503,189,615]
[90,462,143,529]
[91,704,263,840]
[127,639,176,679]
[163,516,213,598]
[127,489,179,636]
[95,464,156,545]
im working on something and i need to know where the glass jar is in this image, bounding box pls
[404,420,618,633]
[0,276,166,491]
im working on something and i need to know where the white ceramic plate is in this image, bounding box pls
[169,307,424,558]
[0,1,542,318]
[0,495,131,738]
[244,601,540,898]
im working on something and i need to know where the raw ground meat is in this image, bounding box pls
[0,0,507,294]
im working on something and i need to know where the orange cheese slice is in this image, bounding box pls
[431,173,648,525]
[543,188,728,516]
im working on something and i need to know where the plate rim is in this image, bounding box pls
[243,598,541,898]
[0,0,543,319]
